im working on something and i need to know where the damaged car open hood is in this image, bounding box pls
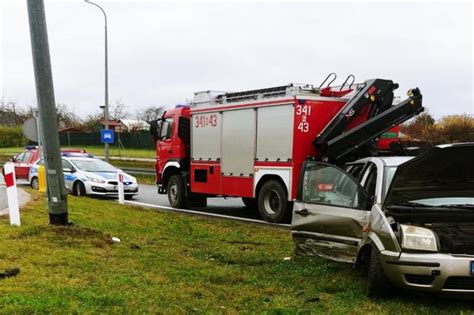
[384,143,474,210]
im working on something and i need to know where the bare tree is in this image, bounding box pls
[136,105,164,123]
[0,98,34,126]
[110,99,130,121]
[56,103,83,129]
[81,112,103,132]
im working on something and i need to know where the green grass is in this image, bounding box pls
[0,146,155,159]
[66,146,155,159]
[0,147,32,156]
[109,159,154,170]
[132,174,156,185]
[0,192,472,313]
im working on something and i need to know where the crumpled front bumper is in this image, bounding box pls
[379,250,474,296]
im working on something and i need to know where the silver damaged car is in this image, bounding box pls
[291,143,474,298]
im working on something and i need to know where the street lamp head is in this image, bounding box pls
[83,0,107,22]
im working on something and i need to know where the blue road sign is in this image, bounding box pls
[101,129,114,144]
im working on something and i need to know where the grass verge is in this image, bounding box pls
[133,174,156,185]
[109,159,154,170]
[66,145,155,159]
[0,192,472,313]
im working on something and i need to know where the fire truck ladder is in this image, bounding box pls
[215,85,299,104]
[314,79,424,162]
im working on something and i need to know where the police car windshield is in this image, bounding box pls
[70,159,116,172]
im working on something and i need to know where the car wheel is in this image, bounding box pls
[257,180,292,223]
[125,195,134,200]
[167,175,186,208]
[73,181,86,197]
[31,177,39,190]
[367,248,393,299]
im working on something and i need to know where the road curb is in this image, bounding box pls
[123,200,290,229]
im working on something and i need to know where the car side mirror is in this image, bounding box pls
[10,156,16,162]
[63,168,73,173]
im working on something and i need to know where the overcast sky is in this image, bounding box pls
[1,0,473,119]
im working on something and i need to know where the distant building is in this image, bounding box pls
[119,119,150,132]
[97,119,150,132]
[97,120,124,132]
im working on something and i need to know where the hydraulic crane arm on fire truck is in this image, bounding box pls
[313,79,424,162]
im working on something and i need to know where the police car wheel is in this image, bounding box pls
[31,177,39,190]
[74,181,86,196]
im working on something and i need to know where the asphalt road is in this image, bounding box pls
[133,183,264,220]
[0,173,266,221]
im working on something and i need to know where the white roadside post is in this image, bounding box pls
[117,169,125,204]
[4,162,21,226]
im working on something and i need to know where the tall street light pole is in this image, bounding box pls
[84,0,109,161]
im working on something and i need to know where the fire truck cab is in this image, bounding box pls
[151,75,423,223]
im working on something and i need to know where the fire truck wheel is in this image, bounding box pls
[242,197,257,209]
[167,175,186,208]
[257,180,291,223]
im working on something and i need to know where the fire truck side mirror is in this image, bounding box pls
[150,120,159,142]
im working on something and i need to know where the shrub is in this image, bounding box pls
[0,125,26,147]
[434,114,474,143]
[402,113,474,145]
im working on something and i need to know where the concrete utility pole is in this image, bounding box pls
[84,0,110,161]
[27,0,68,225]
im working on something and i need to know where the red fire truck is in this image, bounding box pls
[150,75,423,222]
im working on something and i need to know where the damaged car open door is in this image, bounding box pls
[291,161,370,263]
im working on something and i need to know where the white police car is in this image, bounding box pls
[29,156,138,199]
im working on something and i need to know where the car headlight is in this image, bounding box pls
[85,175,106,184]
[400,225,438,252]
